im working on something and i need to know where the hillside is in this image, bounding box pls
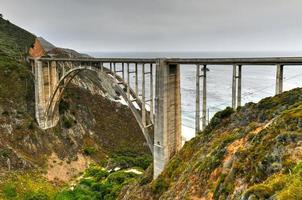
[0,17,150,199]
[0,17,35,60]
[120,88,302,200]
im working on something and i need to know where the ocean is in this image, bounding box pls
[88,51,302,141]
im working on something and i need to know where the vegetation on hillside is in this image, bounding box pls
[0,17,35,106]
[120,88,302,200]
[55,165,141,200]
[0,17,35,60]
[0,172,59,200]
[0,151,152,200]
[0,17,39,171]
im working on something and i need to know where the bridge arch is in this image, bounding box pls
[31,57,183,179]
[37,61,154,153]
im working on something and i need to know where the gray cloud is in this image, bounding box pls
[2,0,302,53]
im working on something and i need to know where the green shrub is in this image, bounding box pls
[28,121,34,129]
[0,148,10,158]
[107,171,137,185]
[243,185,273,199]
[55,164,141,200]
[151,176,169,194]
[62,116,73,129]
[111,150,152,170]
[2,183,17,198]
[24,191,49,200]
[206,107,234,132]
[54,190,74,200]
[293,161,302,174]
[139,174,153,186]
[85,166,109,181]
[79,178,95,187]
[59,100,69,114]
[243,162,302,200]
[83,146,97,156]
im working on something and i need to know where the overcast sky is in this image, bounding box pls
[2,0,302,53]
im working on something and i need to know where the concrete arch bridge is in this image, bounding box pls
[29,56,302,178]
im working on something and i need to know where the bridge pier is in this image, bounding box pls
[232,65,242,109]
[154,59,182,179]
[34,60,60,129]
[195,64,200,133]
[34,59,45,127]
[201,65,207,131]
[195,65,208,133]
[50,61,60,126]
[275,64,284,95]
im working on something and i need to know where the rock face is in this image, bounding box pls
[29,37,90,58]
[28,38,46,58]
[120,88,302,200]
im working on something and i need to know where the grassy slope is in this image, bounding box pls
[0,17,35,107]
[0,17,35,59]
[120,88,302,200]
[0,18,38,170]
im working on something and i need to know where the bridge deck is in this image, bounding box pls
[32,57,302,65]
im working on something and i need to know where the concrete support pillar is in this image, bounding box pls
[232,65,242,109]
[196,65,207,133]
[47,62,51,100]
[35,59,45,127]
[142,64,146,127]
[195,64,200,134]
[100,62,104,72]
[122,63,125,80]
[113,63,116,79]
[135,63,138,95]
[201,65,207,131]
[232,65,237,109]
[127,63,130,99]
[31,60,34,73]
[275,64,284,95]
[237,65,242,107]
[49,61,60,127]
[150,63,154,123]
[50,61,58,91]
[154,59,182,179]
[34,59,60,129]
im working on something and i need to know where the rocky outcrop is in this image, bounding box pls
[29,37,90,59]
[28,38,46,58]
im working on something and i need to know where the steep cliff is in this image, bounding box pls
[120,88,302,200]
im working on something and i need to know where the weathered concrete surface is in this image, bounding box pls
[34,60,59,129]
[275,65,284,95]
[35,60,46,128]
[154,59,182,178]
[232,65,242,109]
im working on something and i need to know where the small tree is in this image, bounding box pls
[0,14,3,18]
